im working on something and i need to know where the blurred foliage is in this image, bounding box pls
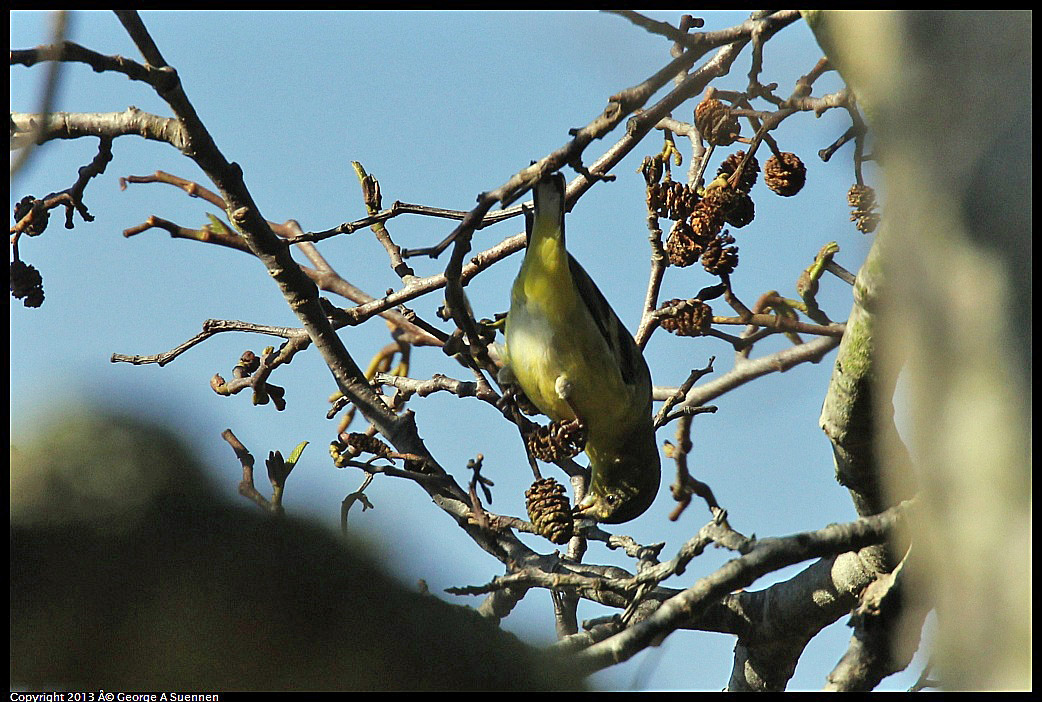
[10,410,584,691]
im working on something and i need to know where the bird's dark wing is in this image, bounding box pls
[567,253,649,389]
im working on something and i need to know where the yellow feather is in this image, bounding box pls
[502,173,660,523]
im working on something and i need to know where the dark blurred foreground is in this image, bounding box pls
[10,411,584,691]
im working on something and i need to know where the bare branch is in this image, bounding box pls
[570,501,914,675]
[658,334,841,409]
[111,319,307,368]
[11,109,185,149]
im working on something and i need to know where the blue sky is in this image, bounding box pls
[11,10,921,691]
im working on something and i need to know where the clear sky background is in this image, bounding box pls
[11,10,924,692]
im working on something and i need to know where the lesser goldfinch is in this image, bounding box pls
[502,172,660,523]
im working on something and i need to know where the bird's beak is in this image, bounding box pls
[572,495,595,517]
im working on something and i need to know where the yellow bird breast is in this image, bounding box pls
[504,262,641,448]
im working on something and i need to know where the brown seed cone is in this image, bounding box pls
[695,96,741,147]
[690,201,725,240]
[702,185,755,229]
[13,195,34,221]
[848,184,880,233]
[725,192,755,228]
[659,298,713,337]
[13,196,50,237]
[646,181,665,217]
[665,219,703,268]
[641,154,664,186]
[663,180,698,221]
[701,231,740,276]
[526,477,574,545]
[661,181,681,219]
[764,152,807,196]
[847,183,876,210]
[10,260,44,308]
[701,184,739,215]
[852,210,881,234]
[717,151,759,193]
[525,418,587,463]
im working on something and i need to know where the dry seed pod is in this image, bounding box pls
[702,184,755,229]
[853,211,880,234]
[646,181,664,217]
[663,180,698,221]
[717,151,759,193]
[725,192,755,228]
[848,184,880,234]
[695,96,741,147]
[13,196,50,237]
[525,477,574,545]
[525,418,587,463]
[659,299,713,337]
[690,201,725,240]
[665,220,703,268]
[10,260,44,308]
[640,154,664,186]
[847,183,876,210]
[764,152,807,196]
[701,232,739,276]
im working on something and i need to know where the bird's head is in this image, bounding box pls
[572,431,660,524]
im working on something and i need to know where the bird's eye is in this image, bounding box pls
[605,494,617,504]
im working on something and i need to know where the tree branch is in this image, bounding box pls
[570,500,913,675]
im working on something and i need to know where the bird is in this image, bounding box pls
[501,172,660,524]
